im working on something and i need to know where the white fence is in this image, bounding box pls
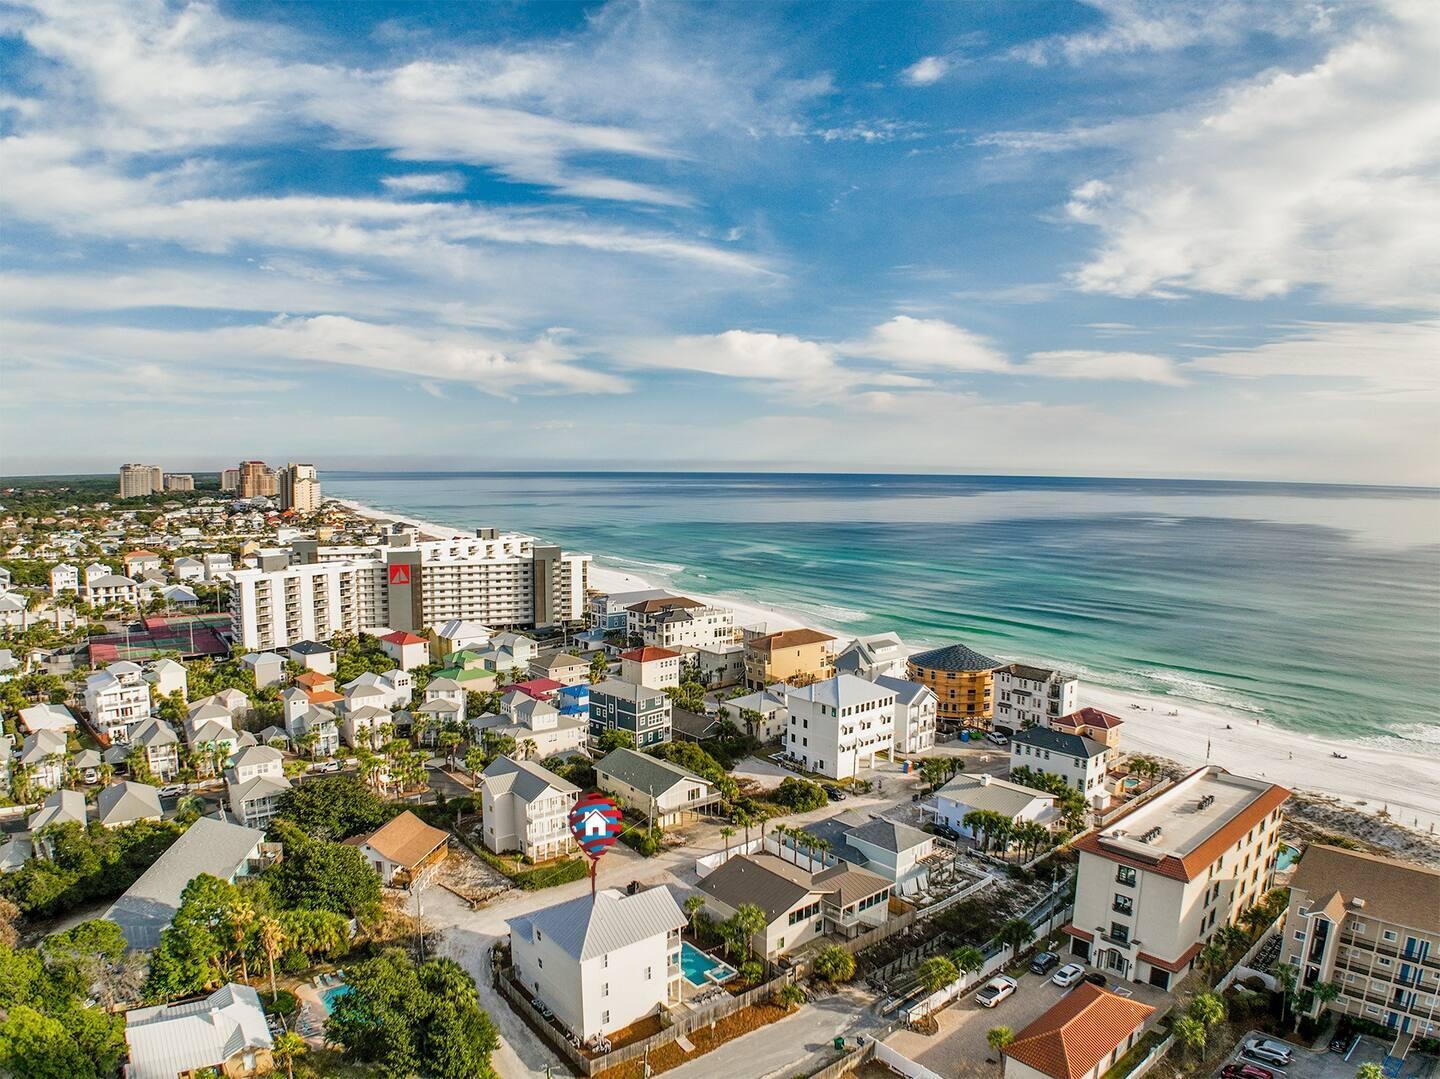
[694,834,838,878]
[873,1040,946,1079]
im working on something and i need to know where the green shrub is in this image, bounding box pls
[773,777,827,812]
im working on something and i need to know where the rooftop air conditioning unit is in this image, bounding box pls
[1350,897,1366,909]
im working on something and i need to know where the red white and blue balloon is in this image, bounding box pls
[569,793,623,861]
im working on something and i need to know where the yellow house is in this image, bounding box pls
[743,627,837,690]
[906,642,999,729]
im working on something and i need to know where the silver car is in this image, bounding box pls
[1051,963,1085,988]
[1242,1038,1295,1068]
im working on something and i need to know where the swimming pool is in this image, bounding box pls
[321,984,351,1013]
[1276,844,1301,871]
[679,942,735,987]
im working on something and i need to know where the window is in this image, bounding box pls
[1294,931,1306,942]
[603,983,609,996]
[538,958,543,968]
[646,966,653,980]
[1353,921,1368,934]
[1113,894,1134,916]
[1110,923,1130,945]
[1383,930,1399,942]
[602,1010,610,1025]
[602,954,607,968]
[1116,866,1136,887]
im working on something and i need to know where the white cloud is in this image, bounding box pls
[1064,1,1440,307]
[382,172,466,195]
[1022,350,1187,385]
[901,56,950,86]
[623,331,837,381]
[843,316,1009,372]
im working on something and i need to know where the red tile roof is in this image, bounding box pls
[1003,983,1154,1079]
[294,671,334,689]
[510,678,563,700]
[381,630,427,645]
[1056,706,1125,730]
[619,646,681,662]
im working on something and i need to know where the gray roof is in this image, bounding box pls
[130,717,179,748]
[105,816,264,949]
[96,781,163,826]
[1012,726,1107,759]
[533,651,584,671]
[873,674,935,706]
[589,678,666,704]
[230,745,282,768]
[19,728,68,764]
[595,747,711,798]
[284,640,333,655]
[29,788,88,832]
[935,772,1056,817]
[814,862,892,906]
[125,983,272,1079]
[88,573,138,588]
[908,642,999,672]
[786,674,896,709]
[481,755,578,802]
[671,708,720,741]
[845,816,933,855]
[18,702,76,732]
[698,854,821,921]
[508,885,685,962]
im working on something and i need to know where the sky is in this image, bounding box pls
[1,0,1437,483]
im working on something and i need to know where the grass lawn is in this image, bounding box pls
[593,1002,794,1079]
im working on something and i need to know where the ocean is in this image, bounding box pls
[322,471,1440,754]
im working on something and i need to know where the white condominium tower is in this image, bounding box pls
[226,528,591,650]
[118,463,163,498]
[278,462,321,512]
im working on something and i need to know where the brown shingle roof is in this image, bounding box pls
[748,628,837,652]
[626,596,706,614]
[1003,983,1154,1079]
[1289,844,1440,934]
[360,811,449,869]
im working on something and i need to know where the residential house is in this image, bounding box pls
[432,618,492,658]
[1064,766,1289,988]
[692,641,745,688]
[1002,665,1082,731]
[341,669,413,713]
[95,780,163,827]
[479,756,580,860]
[0,593,27,628]
[0,734,11,789]
[924,772,1058,841]
[800,812,938,894]
[784,674,896,780]
[281,688,339,758]
[18,702,77,735]
[555,682,589,719]
[1011,727,1109,800]
[239,651,285,689]
[105,815,267,948]
[906,641,1000,729]
[1002,983,1155,1079]
[226,745,291,829]
[472,692,588,758]
[594,747,720,827]
[347,810,449,888]
[340,705,394,751]
[415,676,466,737]
[84,561,112,589]
[626,596,736,651]
[588,678,672,749]
[379,630,430,670]
[127,718,181,781]
[508,886,687,1040]
[1279,844,1440,1040]
[28,789,88,856]
[874,675,937,756]
[122,550,163,576]
[145,656,188,700]
[49,562,78,595]
[619,645,683,690]
[172,556,205,582]
[835,632,908,680]
[283,639,336,674]
[671,708,721,743]
[1050,708,1125,761]
[124,983,273,1079]
[201,552,233,580]
[18,729,69,791]
[587,588,674,633]
[83,573,140,609]
[718,684,789,742]
[743,627,838,690]
[84,661,152,744]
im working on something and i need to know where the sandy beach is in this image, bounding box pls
[332,497,1440,833]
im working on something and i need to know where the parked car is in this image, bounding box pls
[985,731,1010,746]
[1029,951,1060,975]
[1242,1038,1295,1068]
[1051,963,1085,988]
[82,767,99,784]
[1083,971,1107,987]
[933,824,960,841]
[975,976,1018,1008]
[318,759,342,773]
[1221,1065,1275,1079]
[1328,1032,1358,1055]
[158,783,186,798]
[823,785,846,801]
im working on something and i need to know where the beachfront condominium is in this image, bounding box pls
[278,462,321,513]
[162,473,195,492]
[118,463,163,498]
[237,460,277,498]
[220,467,240,492]
[625,595,737,651]
[1279,844,1439,1043]
[226,529,590,650]
[906,641,1000,729]
[993,662,1079,732]
[743,626,838,690]
[784,673,896,780]
[1063,766,1289,989]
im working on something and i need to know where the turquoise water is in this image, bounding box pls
[1276,844,1301,871]
[321,984,351,1013]
[323,471,1440,754]
[680,941,735,986]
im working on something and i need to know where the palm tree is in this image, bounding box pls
[226,903,255,983]
[256,915,285,999]
[997,918,1035,963]
[950,945,986,981]
[1189,992,1225,1033]
[1313,980,1341,1015]
[918,955,958,995]
[734,808,754,849]
[272,1031,307,1079]
[1355,1065,1385,1079]
[986,1026,1014,1065]
[813,945,855,984]
[731,903,767,962]
[683,895,705,932]
[719,825,736,861]
[1199,938,1229,984]
[1275,960,1299,1028]
[1173,1015,1207,1063]
[520,738,538,761]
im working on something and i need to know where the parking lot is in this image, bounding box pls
[885,967,1170,1078]
[1220,1031,1439,1079]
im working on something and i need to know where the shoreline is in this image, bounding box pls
[330,496,1440,833]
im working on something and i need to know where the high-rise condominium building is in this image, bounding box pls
[226,528,591,650]
[163,474,195,492]
[237,460,277,498]
[220,468,240,492]
[118,464,164,498]
[278,463,321,513]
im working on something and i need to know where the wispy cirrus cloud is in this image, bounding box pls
[381,172,466,196]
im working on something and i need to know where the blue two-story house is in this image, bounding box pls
[588,678,671,748]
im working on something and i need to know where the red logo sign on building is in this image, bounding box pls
[388,564,411,585]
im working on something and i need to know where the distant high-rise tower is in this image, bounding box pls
[238,460,273,498]
[278,462,321,513]
[220,468,240,492]
[118,463,163,498]
[163,473,195,492]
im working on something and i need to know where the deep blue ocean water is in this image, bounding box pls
[323,471,1440,752]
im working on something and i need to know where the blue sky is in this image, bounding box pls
[1,0,1436,482]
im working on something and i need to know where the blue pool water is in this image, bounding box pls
[680,942,735,987]
[1276,844,1301,871]
[321,984,351,1013]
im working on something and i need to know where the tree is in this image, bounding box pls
[1275,960,1299,1028]
[1189,992,1226,1033]
[774,982,805,1010]
[144,874,238,1001]
[734,808,755,848]
[986,1026,1014,1063]
[272,1031,307,1079]
[274,776,389,841]
[719,825,736,860]
[227,902,254,984]
[1314,980,1341,1013]
[683,895,705,931]
[437,730,462,769]
[1172,1015,1207,1062]
[464,745,487,776]
[1199,938,1229,984]
[588,652,610,684]
[950,945,986,979]
[596,728,634,753]
[813,945,856,984]
[0,1003,125,1079]
[997,917,1035,962]
[257,915,284,998]
[918,955,958,994]
[270,825,382,919]
[1355,1065,1385,1079]
[729,903,767,962]
[773,776,826,812]
[920,757,952,791]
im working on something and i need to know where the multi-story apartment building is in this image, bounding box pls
[625,596,736,651]
[784,674,896,780]
[84,573,140,610]
[1051,708,1125,763]
[619,645,683,689]
[278,462,321,512]
[1280,844,1439,1043]
[993,662,1079,732]
[1011,726,1110,799]
[118,463,163,498]
[226,530,590,650]
[50,563,78,595]
[874,675,937,755]
[162,473,195,492]
[587,679,671,748]
[743,627,838,690]
[907,641,1000,729]
[220,468,240,492]
[237,460,277,498]
[479,755,580,861]
[508,886,687,1040]
[84,661,152,744]
[1064,766,1289,990]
